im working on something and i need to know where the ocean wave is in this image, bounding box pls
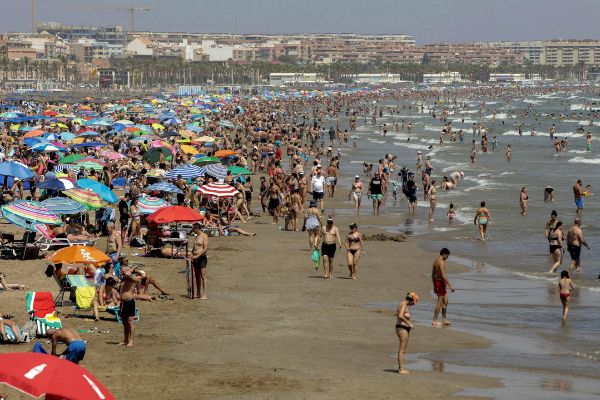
[484,113,508,119]
[568,157,600,164]
[568,150,589,154]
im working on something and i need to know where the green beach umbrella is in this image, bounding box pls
[193,157,220,166]
[227,166,252,176]
[59,154,85,164]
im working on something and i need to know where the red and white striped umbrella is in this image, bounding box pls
[197,182,239,198]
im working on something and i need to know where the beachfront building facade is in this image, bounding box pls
[540,40,600,66]
[353,74,409,84]
[422,72,462,84]
[269,73,325,86]
[489,73,526,82]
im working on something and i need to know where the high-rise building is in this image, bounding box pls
[540,40,600,66]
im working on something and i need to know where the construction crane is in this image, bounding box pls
[123,7,151,32]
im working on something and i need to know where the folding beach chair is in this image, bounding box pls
[53,274,90,306]
[25,291,62,337]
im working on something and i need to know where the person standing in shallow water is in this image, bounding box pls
[396,292,419,375]
[474,201,493,241]
[558,270,575,321]
[432,248,454,327]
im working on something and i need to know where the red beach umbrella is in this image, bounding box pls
[147,205,204,224]
[0,352,115,400]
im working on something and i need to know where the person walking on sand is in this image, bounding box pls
[432,248,454,327]
[474,201,493,241]
[118,265,151,347]
[348,175,363,215]
[566,218,590,273]
[310,164,326,211]
[319,217,342,279]
[367,173,384,215]
[396,292,419,375]
[345,223,364,280]
[559,270,575,321]
[189,223,209,299]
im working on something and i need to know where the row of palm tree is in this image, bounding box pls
[0,52,595,88]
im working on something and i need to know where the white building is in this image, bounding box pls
[200,40,234,62]
[125,38,154,56]
[489,73,526,82]
[422,72,462,84]
[353,74,409,84]
[270,73,325,86]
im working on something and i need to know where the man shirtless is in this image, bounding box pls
[46,326,86,364]
[267,182,281,224]
[189,223,209,299]
[118,265,148,347]
[326,163,339,198]
[319,217,342,279]
[573,179,584,216]
[567,218,590,273]
[105,222,122,262]
[432,248,454,327]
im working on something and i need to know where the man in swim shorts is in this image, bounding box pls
[573,179,583,216]
[47,326,86,364]
[319,217,342,279]
[567,218,590,273]
[432,248,454,327]
[367,173,384,215]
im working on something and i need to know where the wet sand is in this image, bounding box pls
[0,190,497,399]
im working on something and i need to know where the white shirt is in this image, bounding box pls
[312,175,325,193]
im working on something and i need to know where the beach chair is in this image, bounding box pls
[0,232,38,260]
[25,291,62,337]
[53,274,90,307]
[37,230,97,253]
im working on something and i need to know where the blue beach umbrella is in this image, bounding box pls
[0,162,34,179]
[41,197,86,215]
[76,178,118,203]
[36,178,76,191]
[72,142,105,148]
[204,163,227,180]
[144,182,182,194]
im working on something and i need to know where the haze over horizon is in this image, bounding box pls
[3,0,600,44]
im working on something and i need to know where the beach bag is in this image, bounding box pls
[311,248,321,270]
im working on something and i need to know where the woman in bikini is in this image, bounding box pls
[348,175,363,215]
[345,223,364,280]
[304,200,322,250]
[427,180,437,222]
[396,292,419,374]
[548,222,564,274]
[558,270,575,321]
[129,197,141,241]
[474,201,493,241]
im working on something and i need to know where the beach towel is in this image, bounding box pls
[186,259,196,299]
[311,248,321,270]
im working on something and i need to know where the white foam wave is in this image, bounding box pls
[568,156,600,165]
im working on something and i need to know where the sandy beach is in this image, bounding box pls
[0,188,497,399]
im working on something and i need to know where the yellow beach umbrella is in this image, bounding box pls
[151,123,165,130]
[180,145,199,155]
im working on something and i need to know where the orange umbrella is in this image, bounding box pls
[49,245,110,265]
[215,150,237,158]
[23,130,46,138]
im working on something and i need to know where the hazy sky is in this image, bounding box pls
[3,0,600,44]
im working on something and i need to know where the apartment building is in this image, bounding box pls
[540,40,600,66]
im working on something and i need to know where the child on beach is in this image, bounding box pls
[391,179,399,200]
[559,270,575,321]
[447,203,455,224]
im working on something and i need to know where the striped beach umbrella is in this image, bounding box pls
[165,165,205,180]
[63,189,105,210]
[197,182,239,198]
[137,196,168,215]
[41,197,86,215]
[1,200,62,226]
[204,163,227,180]
[144,182,183,194]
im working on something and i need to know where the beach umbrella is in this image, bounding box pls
[137,195,168,215]
[115,119,134,125]
[72,141,105,148]
[59,154,85,164]
[219,120,236,128]
[227,166,252,176]
[147,205,204,224]
[0,352,115,400]
[145,169,165,178]
[180,144,199,155]
[165,165,206,180]
[23,129,46,138]
[204,163,227,180]
[0,161,34,179]
[214,149,237,158]
[185,124,204,133]
[143,147,172,164]
[42,197,86,215]
[193,156,220,166]
[60,131,76,141]
[76,157,106,167]
[2,210,50,234]
[78,130,99,137]
[50,245,110,265]
[63,189,105,210]
[31,142,67,152]
[76,161,104,171]
[1,200,62,225]
[99,150,127,160]
[197,182,239,198]
[151,123,165,130]
[36,178,76,191]
[144,182,182,194]
[196,135,215,142]
[76,178,118,203]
